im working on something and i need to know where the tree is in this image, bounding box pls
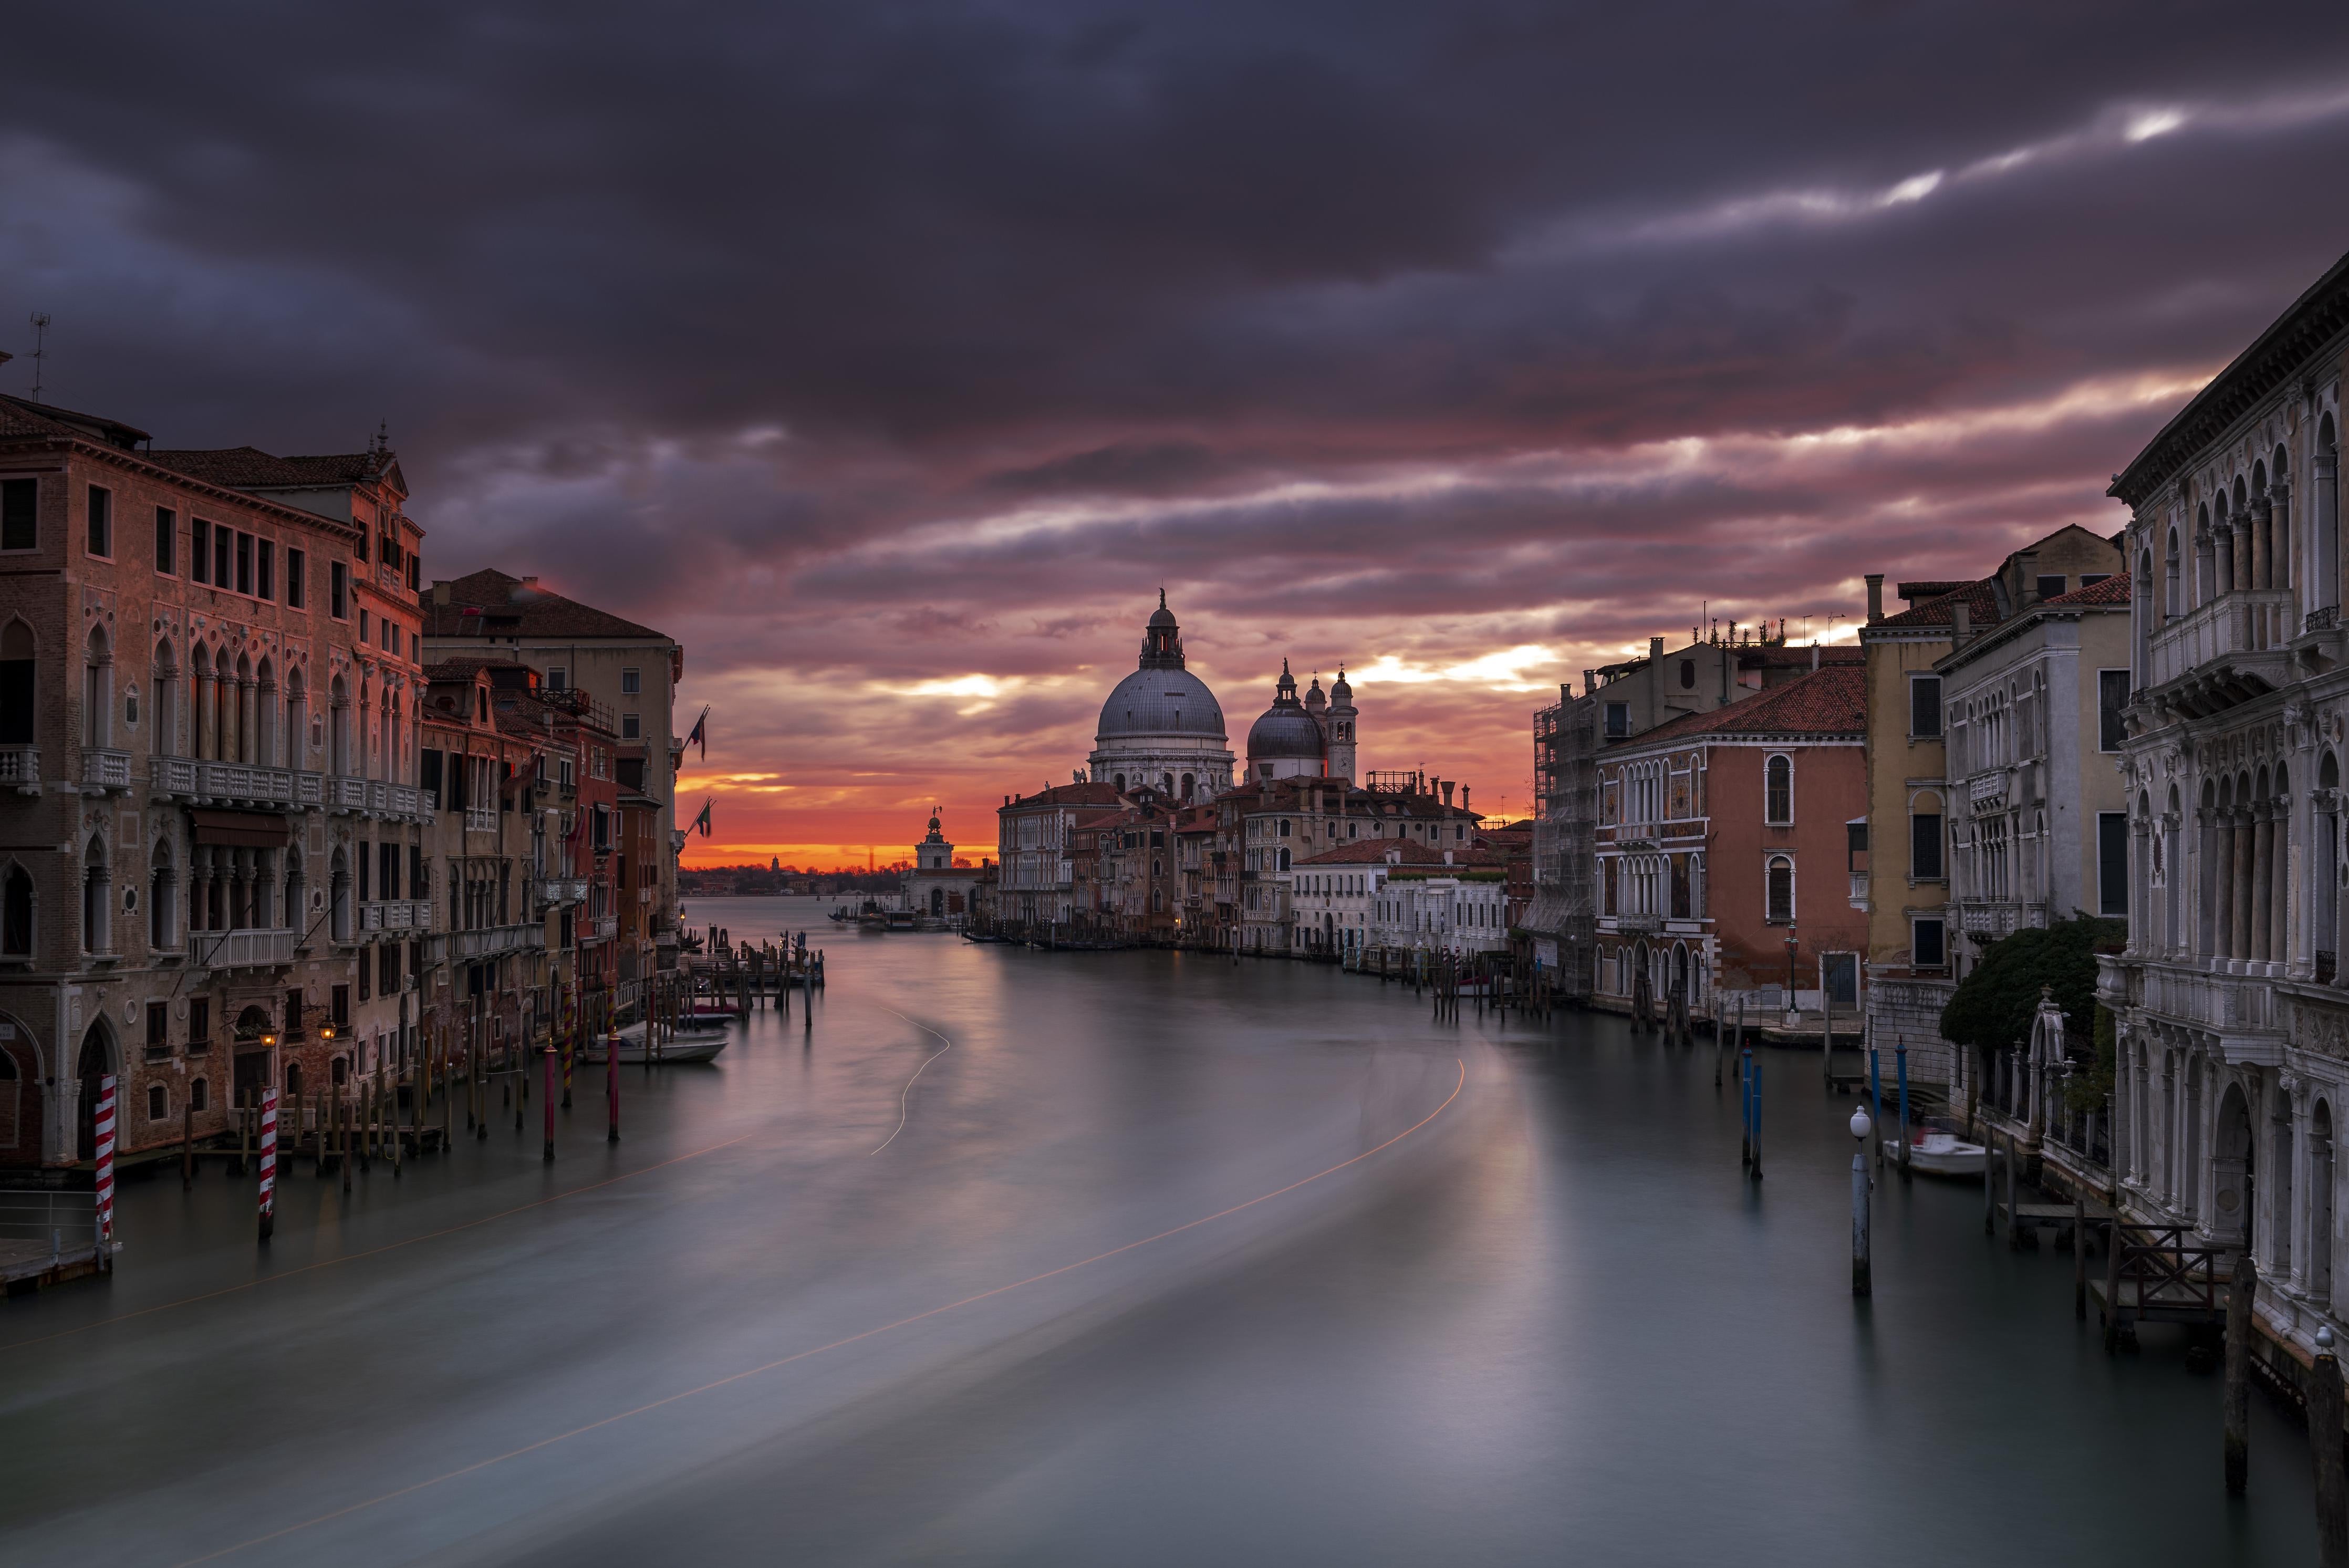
[1938,915,2124,1055]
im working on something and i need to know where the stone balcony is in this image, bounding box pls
[0,746,36,796]
[359,899,430,934]
[188,926,296,970]
[537,877,588,905]
[2144,587,2295,717]
[2099,953,2286,1064]
[464,805,499,834]
[80,749,132,795]
[584,913,618,943]
[1967,769,2008,807]
[425,922,546,965]
[1613,911,1663,935]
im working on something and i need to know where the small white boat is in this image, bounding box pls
[601,1021,729,1064]
[1884,1130,1986,1178]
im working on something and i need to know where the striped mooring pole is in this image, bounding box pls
[257,1085,278,1243]
[95,1073,117,1258]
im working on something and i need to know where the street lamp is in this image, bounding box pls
[1851,1104,1874,1297]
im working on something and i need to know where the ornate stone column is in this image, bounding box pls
[2254,805,2275,963]
[2254,491,2274,591]
[2289,1071,2315,1295]
[2272,476,2295,596]
[2218,805,2239,961]
[2233,516,2252,596]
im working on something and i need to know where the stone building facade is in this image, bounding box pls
[0,396,429,1166]
[2103,250,2349,1357]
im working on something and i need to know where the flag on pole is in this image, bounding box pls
[691,798,713,838]
[686,707,709,759]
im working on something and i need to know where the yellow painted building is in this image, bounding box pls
[1858,525,2122,1091]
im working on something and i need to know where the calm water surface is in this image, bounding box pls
[0,896,2316,1564]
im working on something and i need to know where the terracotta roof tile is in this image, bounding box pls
[422,567,669,642]
[1296,839,1501,868]
[1619,665,1866,746]
[1003,782,1127,809]
[2040,572,2130,607]
[1872,577,2000,630]
[147,446,383,489]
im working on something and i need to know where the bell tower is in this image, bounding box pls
[1327,666,1357,783]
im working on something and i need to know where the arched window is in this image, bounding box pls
[152,640,180,756]
[81,836,109,953]
[2322,414,2342,615]
[2165,526,2182,619]
[149,841,176,951]
[284,846,305,932]
[285,1061,303,1096]
[329,674,351,776]
[1764,754,1793,826]
[256,656,277,766]
[1765,855,1794,923]
[190,1076,209,1113]
[0,620,34,747]
[84,626,111,750]
[147,1082,167,1122]
[330,847,352,943]
[0,865,29,957]
[285,667,308,769]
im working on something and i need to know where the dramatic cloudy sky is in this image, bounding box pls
[6,3,2348,866]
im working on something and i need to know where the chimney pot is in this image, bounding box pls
[1442,782,1455,807]
[431,580,451,607]
[1953,603,1971,645]
[1865,573,1885,624]
[1649,637,1665,660]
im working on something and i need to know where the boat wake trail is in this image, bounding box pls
[868,1004,954,1155]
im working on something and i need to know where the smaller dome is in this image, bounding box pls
[1303,675,1327,713]
[1147,587,1177,630]
[1330,666,1352,701]
[1248,707,1325,760]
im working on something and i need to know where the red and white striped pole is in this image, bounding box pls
[257,1085,278,1243]
[94,1074,117,1259]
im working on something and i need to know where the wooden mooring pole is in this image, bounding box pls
[2224,1252,2255,1494]
[2314,1325,2347,1568]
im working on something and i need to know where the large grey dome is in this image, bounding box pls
[1098,667,1226,741]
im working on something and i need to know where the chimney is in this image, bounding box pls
[1442,781,1455,807]
[522,575,540,589]
[1649,636,1665,660]
[1952,603,1970,646]
[432,579,451,607]
[1812,643,1821,672]
[1461,785,1471,813]
[2017,549,2041,606]
[1865,573,1885,624]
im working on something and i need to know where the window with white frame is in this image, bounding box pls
[1913,915,1947,969]
[1765,855,1794,923]
[1764,754,1793,826]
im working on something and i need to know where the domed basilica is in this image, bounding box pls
[1086,595,1358,801]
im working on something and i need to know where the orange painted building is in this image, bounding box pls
[1592,664,1869,1026]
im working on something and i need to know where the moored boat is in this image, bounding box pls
[1883,1129,1986,1178]
[605,1019,729,1064]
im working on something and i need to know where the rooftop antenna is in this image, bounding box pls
[27,314,50,402]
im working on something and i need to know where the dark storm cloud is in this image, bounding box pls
[5,2,2348,855]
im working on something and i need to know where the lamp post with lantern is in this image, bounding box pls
[1850,1104,1873,1297]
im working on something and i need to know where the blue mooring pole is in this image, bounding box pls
[1869,1046,1883,1172]
[1743,1044,1762,1181]
[1895,1042,1912,1181]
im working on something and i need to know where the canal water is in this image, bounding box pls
[0,896,2318,1564]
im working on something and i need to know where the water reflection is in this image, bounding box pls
[0,896,2317,1565]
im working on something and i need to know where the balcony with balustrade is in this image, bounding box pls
[537,876,588,904]
[464,805,499,835]
[584,913,618,943]
[0,746,36,796]
[2144,587,2295,717]
[80,749,132,795]
[358,899,429,934]
[2097,953,2285,1065]
[188,927,297,970]
[425,922,549,965]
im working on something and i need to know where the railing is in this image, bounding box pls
[189,927,296,969]
[537,877,588,904]
[358,900,427,933]
[2147,587,2294,688]
[150,755,198,796]
[1848,872,1869,905]
[296,770,324,807]
[2137,962,2278,1033]
[1967,770,2008,806]
[1956,900,2016,938]
[427,923,548,964]
[1614,912,1662,934]
[0,745,37,795]
[585,913,618,942]
[200,761,296,805]
[0,1189,101,1259]
[326,775,367,811]
[81,749,131,791]
[465,805,499,834]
